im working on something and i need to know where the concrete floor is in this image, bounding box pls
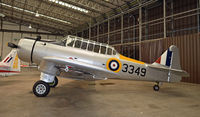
[0,72,200,117]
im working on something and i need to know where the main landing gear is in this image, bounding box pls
[32,73,58,97]
[49,76,58,88]
[153,82,162,91]
[33,80,50,97]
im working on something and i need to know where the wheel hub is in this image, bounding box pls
[36,84,46,94]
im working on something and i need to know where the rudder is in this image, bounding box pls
[0,49,21,72]
[154,45,181,70]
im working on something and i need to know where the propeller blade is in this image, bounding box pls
[8,42,18,48]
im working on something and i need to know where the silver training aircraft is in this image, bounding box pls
[8,35,189,97]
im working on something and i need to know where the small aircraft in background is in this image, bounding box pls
[8,35,189,97]
[0,49,21,76]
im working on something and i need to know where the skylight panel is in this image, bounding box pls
[49,0,89,13]
[0,3,71,24]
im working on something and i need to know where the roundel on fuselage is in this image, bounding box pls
[106,58,121,72]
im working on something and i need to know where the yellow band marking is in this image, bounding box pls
[119,55,145,64]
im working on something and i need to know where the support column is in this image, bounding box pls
[89,18,92,39]
[108,18,110,44]
[0,18,2,30]
[171,0,174,36]
[89,24,91,40]
[19,24,21,31]
[139,2,142,61]
[1,32,4,58]
[76,30,78,36]
[121,14,124,44]
[145,8,148,40]
[88,26,91,40]
[97,24,99,42]
[132,15,135,40]
[133,15,136,59]
[197,0,200,32]
[163,0,166,38]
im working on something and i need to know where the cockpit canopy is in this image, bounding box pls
[63,35,117,56]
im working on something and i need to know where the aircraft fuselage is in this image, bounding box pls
[17,39,168,82]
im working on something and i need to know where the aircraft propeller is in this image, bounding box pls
[8,42,18,48]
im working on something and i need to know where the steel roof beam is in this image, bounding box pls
[0,29,64,36]
[20,0,28,25]
[101,0,121,8]
[126,1,132,8]
[33,0,43,12]
[87,0,114,10]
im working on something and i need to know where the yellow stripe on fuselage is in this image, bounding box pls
[119,55,145,64]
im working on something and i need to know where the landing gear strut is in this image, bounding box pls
[33,72,58,97]
[153,82,161,91]
[49,76,58,88]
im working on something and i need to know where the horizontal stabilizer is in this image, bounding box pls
[148,64,189,77]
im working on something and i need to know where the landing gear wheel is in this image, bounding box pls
[49,76,58,88]
[153,85,159,91]
[33,80,50,97]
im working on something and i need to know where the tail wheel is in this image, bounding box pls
[33,80,50,97]
[49,76,58,88]
[153,85,159,91]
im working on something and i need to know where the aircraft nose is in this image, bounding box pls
[17,39,36,63]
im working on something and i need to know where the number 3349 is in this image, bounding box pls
[122,64,146,77]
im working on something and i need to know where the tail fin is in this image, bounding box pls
[153,45,181,69]
[151,45,189,82]
[0,49,21,72]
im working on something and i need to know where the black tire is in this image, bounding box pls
[49,76,58,88]
[33,80,50,97]
[153,85,159,91]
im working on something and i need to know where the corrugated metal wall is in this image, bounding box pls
[140,33,200,84]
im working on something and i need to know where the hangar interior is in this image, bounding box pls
[0,0,200,117]
[1,0,199,83]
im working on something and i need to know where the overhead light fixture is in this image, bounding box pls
[48,0,89,13]
[0,13,5,17]
[35,11,39,17]
[0,3,71,24]
[28,24,32,28]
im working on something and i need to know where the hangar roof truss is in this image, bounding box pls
[0,0,146,35]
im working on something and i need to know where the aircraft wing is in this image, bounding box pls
[41,56,118,79]
[147,64,189,77]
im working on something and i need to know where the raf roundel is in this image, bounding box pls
[107,58,121,72]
